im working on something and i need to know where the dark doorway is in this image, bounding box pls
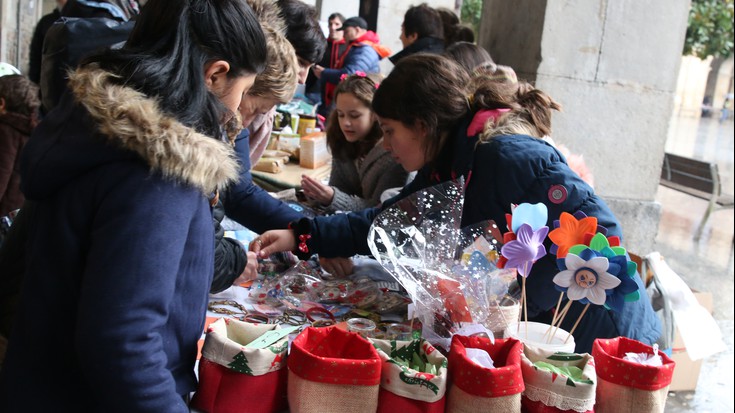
[360,0,380,31]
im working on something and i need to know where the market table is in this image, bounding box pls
[251,161,331,192]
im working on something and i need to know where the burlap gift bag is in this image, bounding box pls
[446,335,524,413]
[520,344,596,413]
[288,326,381,413]
[592,337,675,413]
[191,318,289,413]
[371,338,448,413]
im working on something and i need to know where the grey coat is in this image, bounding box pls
[326,142,408,213]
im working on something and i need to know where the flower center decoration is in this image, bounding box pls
[574,268,598,289]
[553,250,619,306]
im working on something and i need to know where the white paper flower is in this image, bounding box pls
[553,252,621,305]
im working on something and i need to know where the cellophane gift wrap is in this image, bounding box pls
[446,335,524,413]
[368,180,515,350]
[287,326,381,413]
[371,337,448,413]
[520,344,596,413]
[592,337,675,413]
[191,318,288,413]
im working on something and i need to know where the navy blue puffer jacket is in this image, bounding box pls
[297,113,661,353]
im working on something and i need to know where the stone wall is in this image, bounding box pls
[478,0,691,254]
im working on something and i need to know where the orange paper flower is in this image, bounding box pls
[548,212,598,258]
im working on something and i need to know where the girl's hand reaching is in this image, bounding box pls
[301,174,334,206]
[234,251,259,285]
[249,230,297,258]
[319,256,354,278]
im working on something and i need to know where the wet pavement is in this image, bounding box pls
[655,115,734,412]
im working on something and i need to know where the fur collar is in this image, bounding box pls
[68,66,239,194]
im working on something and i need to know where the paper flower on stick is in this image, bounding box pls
[549,211,606,258]
[568,232,640,312]
[498,203,549,276]
[553,248,621,305]
[500,224,548,277]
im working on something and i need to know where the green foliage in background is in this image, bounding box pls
[684,0,734,59]
[461,0,483,37]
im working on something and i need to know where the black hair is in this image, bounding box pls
[328,12,345,22]
[444,42,495,75]
[82,0,267,139]
[436,7,474,46]
[402,3,443,40]
[277,0,326,64]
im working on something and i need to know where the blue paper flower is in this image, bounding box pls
[603,255,640,312]
[511,203,548,233]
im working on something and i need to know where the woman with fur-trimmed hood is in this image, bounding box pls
[0,1,266,412]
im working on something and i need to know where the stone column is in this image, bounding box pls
[478,0,691,253]
[0,0,43,74]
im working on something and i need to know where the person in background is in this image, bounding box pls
[239,23,300,165]
[435,6,475,46]
[389,4,445,64]
[305,12,345,110]
[314,13,349,119]
[60,0,139,19]
[0,75,40,356]
[311,16,390,103]
[222,0,319,236]
[225,0,355,277]
[277,0,326,83]
[28,0,67,84]
[238,0,323,179]
[211,19,299,294]
[301,73,408,213]
[0,1,266,411]
[38,0,140,114]
[720,93,733,123]
[317,12,348,118]
[251,54,660,354]
[443,41,518,83]
[0,0,139,373]
[0,75,39,218]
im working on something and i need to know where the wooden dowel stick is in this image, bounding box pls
[549,300,572,343]
[565,303,591,344]
[543,292,565,339]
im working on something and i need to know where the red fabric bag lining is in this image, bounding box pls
[288,326,381,385]
[592,337,675,391]
[449,336,525,397]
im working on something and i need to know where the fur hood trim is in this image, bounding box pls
[68,66,240,194]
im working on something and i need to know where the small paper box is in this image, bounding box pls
[299,132,331,169]
[668,290,712,391]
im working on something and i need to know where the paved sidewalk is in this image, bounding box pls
[656,115,734,412]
